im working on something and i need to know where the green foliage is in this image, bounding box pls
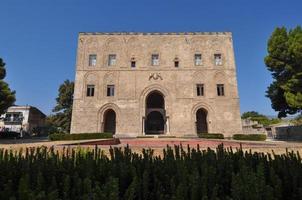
[290,114,302,126]
[49,132,113,141]
[0,145,301,199]
[241,111,281,126]
[265,26,302,117]
[47,80,74,133]
[0,58,15,115]
[233,134,267,141]
[198,133,224,139]
[242,111,265,119]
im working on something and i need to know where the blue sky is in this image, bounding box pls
[0,0,301,116]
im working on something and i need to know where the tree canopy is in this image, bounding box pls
[290,114,302,126]
[47,80,74,133]
[265,26,302,117]
[241,111,281,126]
[0,58,15,115]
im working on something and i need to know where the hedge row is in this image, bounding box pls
[0,145,301,199]
[49,133,113,141]
[198,133,224,139]
[233,134,267,141]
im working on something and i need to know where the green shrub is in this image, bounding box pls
[198,133,224,139]
[136,135,155,138]
[0,145,301,199]
[233,134,266,141]
[49,132,113,141]
[158,135,176,138]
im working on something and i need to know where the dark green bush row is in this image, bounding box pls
[0,145,301,199]
[136,136,154,138]
[49,132,113,141]
[198,133,224,139]
[233,134,267,141]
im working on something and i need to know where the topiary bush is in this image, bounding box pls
[49,132,113,141]
[198,133,224,139]
[233,134,267,141]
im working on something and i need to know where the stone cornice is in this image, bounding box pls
[79,32,232,36]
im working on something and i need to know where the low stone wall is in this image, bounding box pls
[275,126,302,140]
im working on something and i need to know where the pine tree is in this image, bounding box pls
[0,58,15,115]
[265,26,302,117]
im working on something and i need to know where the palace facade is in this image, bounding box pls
[70,32,242,137]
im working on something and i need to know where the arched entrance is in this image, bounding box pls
[145,91,166,134]
[103,109,116,134]
[196,108,208,134]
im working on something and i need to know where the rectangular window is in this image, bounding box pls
[214,54,222,66]
[107,85,115,96]
[86,85,95,97]
[89,54,97,66]
[131,61,136,68]
[108,54,116,66]
[151,54,159,66]
[13,114,19,122]
[195,54,202,66]
[196,84,204,96]
[4,114,12,122]
[174,61,179,67]
[217,84,225,96]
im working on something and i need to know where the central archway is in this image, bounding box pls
[145,91,166,134]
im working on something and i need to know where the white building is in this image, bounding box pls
[0,105,46,135]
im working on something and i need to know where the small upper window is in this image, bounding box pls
[131,58,136,68]
[214,54,222,66]
[217,84,225,96]
[108,54,116,66]
[196,84,204,96]
[89,54,97,66]
[107,85,115,96]
[174,57,179,67]
[131,61,136,68]
[86,85,95,97]
[151,54,159,66]
[195,54,202,66]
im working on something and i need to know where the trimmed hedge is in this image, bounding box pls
[49,132,113,141]
[136,136,154,138]
[198,133,224,139]
[233,134,267,141]
[0,145,301,199]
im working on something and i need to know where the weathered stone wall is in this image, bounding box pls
[71,32,242,137]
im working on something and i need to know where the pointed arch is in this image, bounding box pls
[191,102,215,134]
[98,103,121,133]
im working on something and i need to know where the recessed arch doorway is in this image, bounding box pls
[196,108,208,134]
[145,91,166,134]
[103,109,116,134]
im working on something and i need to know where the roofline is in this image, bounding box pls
[6,105,46,117]
[79,32,232,36]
